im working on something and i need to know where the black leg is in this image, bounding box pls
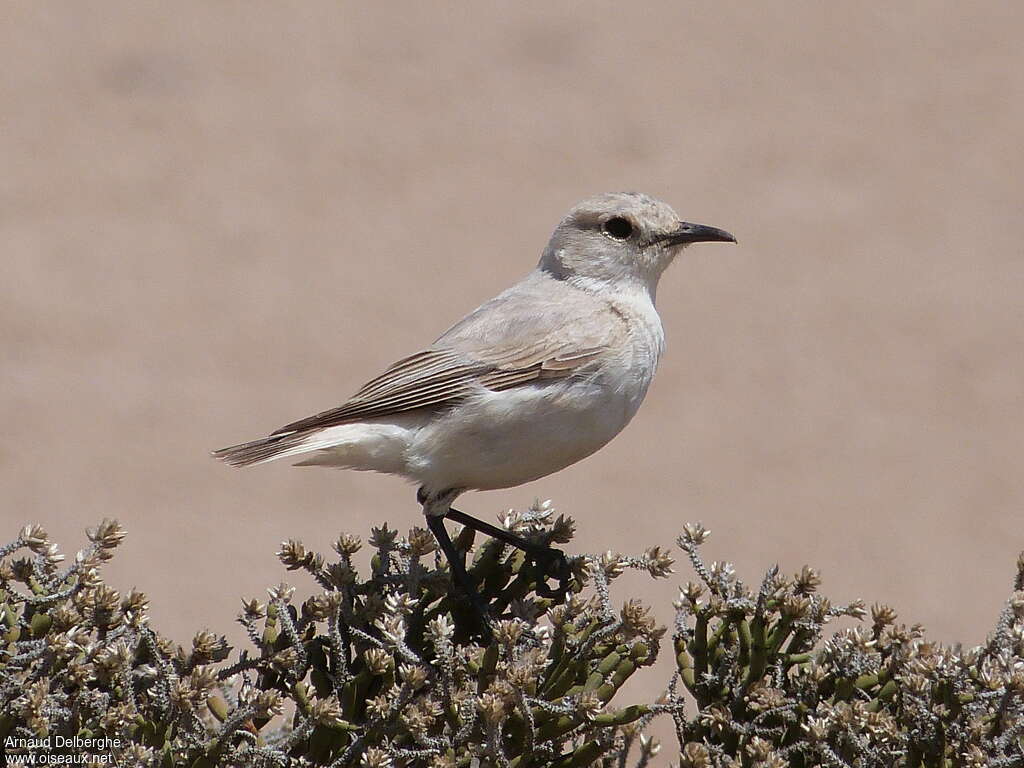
[446,507,571,601]
[425,512,493,644]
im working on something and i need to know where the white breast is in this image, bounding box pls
[407,288,665,493]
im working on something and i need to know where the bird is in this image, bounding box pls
[214,191,735,635]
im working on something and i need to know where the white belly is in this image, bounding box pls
[294,364,652,491]
[407,358,654,493]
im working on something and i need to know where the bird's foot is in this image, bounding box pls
[421,489,494,644]
[525,545,572,602]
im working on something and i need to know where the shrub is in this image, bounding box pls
[1,503,1022,766]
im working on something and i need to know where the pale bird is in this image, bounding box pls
[214,192,736,636]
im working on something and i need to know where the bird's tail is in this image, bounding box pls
[211,431,308,467]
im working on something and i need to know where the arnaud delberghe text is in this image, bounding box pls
[4,735,121,764]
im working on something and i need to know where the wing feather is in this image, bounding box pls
[270,343,606,435]
[270,274,627,436]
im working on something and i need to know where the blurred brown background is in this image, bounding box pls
[3,0,1022,737]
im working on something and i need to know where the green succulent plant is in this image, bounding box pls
[2,505,1022,767]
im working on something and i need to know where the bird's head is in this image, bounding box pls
[539,192,735,297]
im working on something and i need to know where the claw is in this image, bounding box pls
[435,501,573,614]
[528,547,571,602]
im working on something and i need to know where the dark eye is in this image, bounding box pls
[602,217,633,240]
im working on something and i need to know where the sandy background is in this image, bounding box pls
[3,1,1022,748]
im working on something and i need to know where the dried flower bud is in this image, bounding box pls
[87,519,126,549]
[494,619,524,647]
[869,603,897,632]
[273,647,299,670]
[323,591,343,612]
[781,595,811,620]
[794,565,822,595]
[50,604,81,631]
[253,690,283,718]
[506,648,545,688]
[267,582,295,602]
[97,703,132,733]
[406,526,435,556]
[304,594,331,620]
[191,631,230,664]
[426,615,454,646]
[801,715,829,742]
[706,594,725,615]
[384,591,417,616]
[21,524,50,553]
[121,588,149,617]
[960,645,982,666]
[903,673,931,695]
[621,598,658,635]
[310,697,345,726]
[94,640,133,679]
[549,514,575,543]
[78,584,122,628]
[599,551,625,579]
[361,747,392,768]
[679,522,710,547]
[333,533,362,556]
[375,613,405,643]
[841,598,867,619]
[547,603,572,630]
[678,581,704,610]
[745,736,774,761]
[644,546,674,578]
[529,498,554,516]
[78,567,102,589]
[400,701,434,734]
[170,679,203,712]
[500,507,522,531]
[369,524,398,550]
[398,663,428,689]
[709,560,736,583]
[477,692,507,725]
[189,666,218,697]
[680,742,711,768]
[365,694,390,719]
[962,746,988,768]
[746,684,786,712]
[240,597,266,620]
[361,592,386,623]
[364,648,393,675]
[278,539,323,571]
[814,597,833,621]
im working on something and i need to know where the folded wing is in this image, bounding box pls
[213,274,625,465]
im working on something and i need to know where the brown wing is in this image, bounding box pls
[269,343,608,436]
[270,272,627,436]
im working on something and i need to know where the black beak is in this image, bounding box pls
[658,221,737,247]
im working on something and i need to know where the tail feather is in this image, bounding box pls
[214,421,415,473]
[212,432,307,467]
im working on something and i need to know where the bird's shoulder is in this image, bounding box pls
[435,270,630,365]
